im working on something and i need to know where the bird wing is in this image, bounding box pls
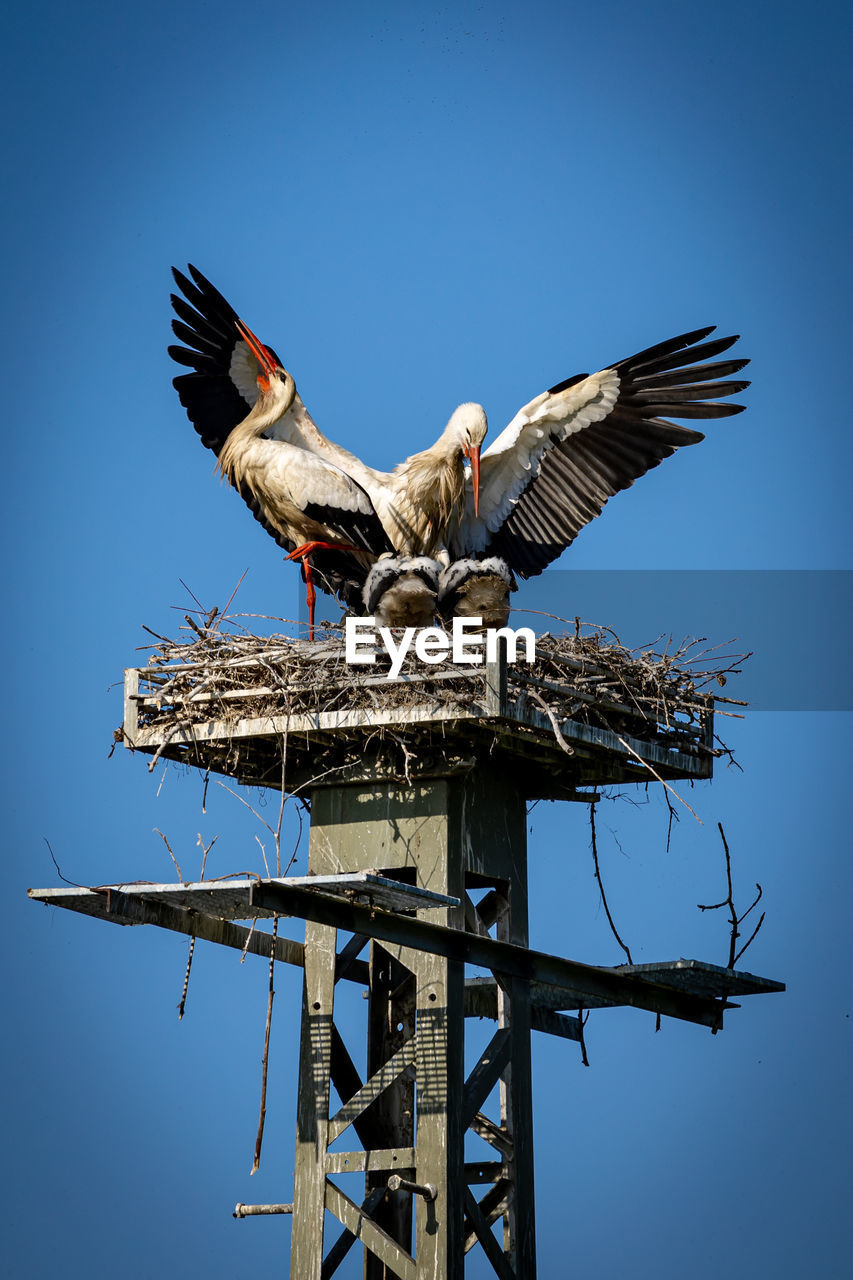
[235,441,393,606]
[453,327,749,575]
[169,263,350,461]
[169,266,392,602]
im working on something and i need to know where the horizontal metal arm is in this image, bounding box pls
[387,1175,437,1202]
[233,1203,293,1218]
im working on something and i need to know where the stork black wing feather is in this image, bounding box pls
[485,326,748,577]
[172,371,252,454]
[624,400,745,419]
[625,333,740,377]
[171,319,227,360]
[301,500,393,557]
[169,265,262,454]
[170,294,235,345]
[167,344,222,373]
[611,326,717,372]
[632,358,750,387]
[239,485,378,611]
[622,380,750,404]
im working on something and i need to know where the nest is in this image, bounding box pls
[122,615,746,795]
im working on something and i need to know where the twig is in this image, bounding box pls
[282,801,306,877]
[240,917,257,963]
[577,1010,590,1067]
[589,806,633,964]
[154,828,183,882]
[215,781,276,837]
[251,918,278,1174]
[42,838,87,888]
[197,832,217,880]
[178,578,207,613]
[663,788,679,853]
[529,690,574,755]
[697,823,765,968]
[212,569,249,634]
[254,834,271,879]
[613,734,702,825]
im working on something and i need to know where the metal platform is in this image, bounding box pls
[28,876,783,1030]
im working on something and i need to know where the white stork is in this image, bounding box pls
[169,266,486,633]
[169,266,748,633]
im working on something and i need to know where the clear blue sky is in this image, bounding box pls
[3,2,851,1276]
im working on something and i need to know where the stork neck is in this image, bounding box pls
[217,375,295,487]
[396,444,465,555]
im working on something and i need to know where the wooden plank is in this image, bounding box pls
[613,958,785,998]
[505,972,536,1272]
[461,1028,512,1130]
[123,667,139,747]
[291,921,338,1280]
[413,920,466,1278]
[29,873,456,923]
[484,644,508,716]
[463,1180,512,1255]
[320,1186,386,1280]
[469,1113,514,1159]
[324,1180,417,1280]
[463,1188,517,1280]
[131,699,489,749]
[327,1041,417,1144]
[530,1006,582,1041]
[325,1149,416,1174]
[334,933,369,983]
[465,977,582,1039]
[364,946,416,1277]
[129,694,710,781]
[28,885,309,972]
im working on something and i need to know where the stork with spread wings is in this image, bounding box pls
[169,265,748,632]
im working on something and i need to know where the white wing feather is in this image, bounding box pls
[454,368,620,553]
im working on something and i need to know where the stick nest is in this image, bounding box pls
[124,615,746,789]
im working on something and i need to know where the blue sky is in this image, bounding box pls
[3,2,851,1276]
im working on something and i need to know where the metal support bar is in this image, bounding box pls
[251,881,727,1029]
[387,1174,438,1201]
[233,1202,293,1217]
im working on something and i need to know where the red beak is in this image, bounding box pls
[469,445,481,518]
[236,318,276,377]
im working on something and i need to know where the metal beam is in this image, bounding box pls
[251,881,728,1029]
[28,884,371,985]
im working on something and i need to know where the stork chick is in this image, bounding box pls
[363,556,442,629]
[438,557,517,630]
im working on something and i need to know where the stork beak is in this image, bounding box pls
[236,318,276,377]
[469,445,481,518]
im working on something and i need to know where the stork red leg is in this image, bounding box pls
[302,557,317,641]
[285,541,361,641]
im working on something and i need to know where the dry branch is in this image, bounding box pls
[697,823,765,968]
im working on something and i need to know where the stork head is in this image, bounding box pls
[236,319,295,413]
[447,402,487,517]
